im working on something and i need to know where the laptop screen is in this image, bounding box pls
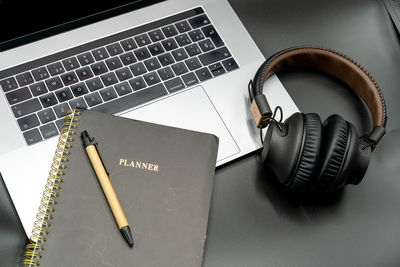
[0,0,164,51]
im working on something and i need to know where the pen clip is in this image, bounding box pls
[93,142,110,176]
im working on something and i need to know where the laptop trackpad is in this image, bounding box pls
[120,86,239,162]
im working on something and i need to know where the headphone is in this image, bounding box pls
[249,46,387,193]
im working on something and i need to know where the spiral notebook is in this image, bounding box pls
[22,109,219,266]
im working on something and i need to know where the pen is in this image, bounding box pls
[81,130,134,247]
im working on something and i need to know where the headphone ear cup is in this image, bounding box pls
[287,113,323,192]
[313,115,350,192]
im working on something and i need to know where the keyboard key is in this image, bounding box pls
[61,71,79,86]
[39,122,58,139]
[188,14,211,28]
[201,25,224,47]
[92,47,109,61]
[171,62,189,75]
[158,53,175,66]
[144,72,161,86]
[31,67,50,81]
[38,108,56,124]
[70,82,89,97]
[11,98,41,118]
[105,57,123,71]
[162,25,179,38]
[30,81,48,97]
[181,72,199,87]
[101,72,118,86]
[157,67,175,81]
[114,81,133,96]
[120,38,137,51]
[195,67,212,82]
[77,52,95,66]
[45,77,63,91]
[6,87,32,105]
[188,30,205,42]
[62,57,80,71]
[55,88,73,103]
[115,67,133,81]
[39,92,58,108]
[100,87,118,101]
[129,77,146,91]
[222,58,239,71]
[119,52,137,65]
[144,58,161,71]
[53,102,71,118]
[198,39,215,52]
[134,34,151,47]
[148,42,165,56]
[55,119,65,132]
[17,114,40,131]
[86,77,104,91]
[47,62,65,76]
[84,92,103,107]
[175,33,192,46]
[161,38,178,51]
[165,77,185,93]
[106,43,124,56]
[185,57,202,71]
[23,128,42,145]
[185,43,202,57]
[171,48,189,62]
[92,83,167,114]
[148,29,165,42]
[16,72,34,86]
[198,46,231,66]
[76,66,94,81]
[0,77,18,92]
[130,62,147,76]
[134,47,151,61]
[69,97,88,109]
[91,61,108,76]
[175,21,191,33]
[209,62,226,76]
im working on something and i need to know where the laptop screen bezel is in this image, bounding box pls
[0,0,165,52]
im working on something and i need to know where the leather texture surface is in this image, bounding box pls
[254,46,386,128]
[314,114,350,191]
[288,113,322,191]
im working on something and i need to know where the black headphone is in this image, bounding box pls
[249,46,387,193]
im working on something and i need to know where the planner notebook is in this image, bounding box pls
[22,109,218,266]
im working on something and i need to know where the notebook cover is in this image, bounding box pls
[37,110,218,266]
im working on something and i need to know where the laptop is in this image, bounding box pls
[0,0,298,235]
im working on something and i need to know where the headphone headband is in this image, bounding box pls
[250,46,387,146]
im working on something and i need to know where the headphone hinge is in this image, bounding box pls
[250,94,272,128]
[364,126,386,149]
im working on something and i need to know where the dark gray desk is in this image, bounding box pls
[2,0,400,266]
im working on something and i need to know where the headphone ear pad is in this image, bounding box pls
[287,113,323,192]
[314,115,349,192]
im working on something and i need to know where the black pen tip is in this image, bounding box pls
[120,226,134,247]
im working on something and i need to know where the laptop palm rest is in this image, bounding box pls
[120,85,240,162]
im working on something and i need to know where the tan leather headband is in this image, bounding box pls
[258,47,386,128]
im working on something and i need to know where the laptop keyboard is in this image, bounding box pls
[0,7,239,146]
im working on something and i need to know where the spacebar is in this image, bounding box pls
[92,83,168,114]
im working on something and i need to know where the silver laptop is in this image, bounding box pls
[0,0,298,235]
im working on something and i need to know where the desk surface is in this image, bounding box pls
[2,0,400,266]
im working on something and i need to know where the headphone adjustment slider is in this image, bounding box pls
[250,94,272,128]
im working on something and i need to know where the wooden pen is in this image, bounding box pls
[81,130,134,247]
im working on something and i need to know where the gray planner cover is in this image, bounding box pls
[37,110,218,266]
